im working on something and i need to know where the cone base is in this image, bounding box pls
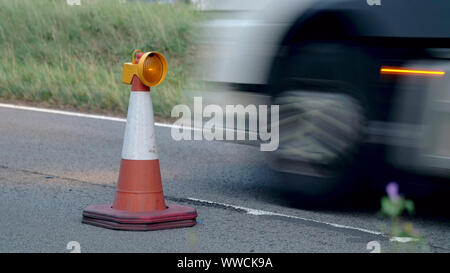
[82,204,197,231]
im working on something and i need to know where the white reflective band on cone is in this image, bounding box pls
[121,91,159,160]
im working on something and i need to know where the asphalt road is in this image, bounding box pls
[0,105,449,253]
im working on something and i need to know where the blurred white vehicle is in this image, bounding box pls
[197,0,450,204]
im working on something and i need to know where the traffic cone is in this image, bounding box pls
[82,52,197,231]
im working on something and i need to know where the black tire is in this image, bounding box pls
[269,41,374,206]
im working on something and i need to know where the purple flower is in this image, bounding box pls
[386,182,400,202]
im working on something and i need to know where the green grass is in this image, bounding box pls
[0,0,202,117]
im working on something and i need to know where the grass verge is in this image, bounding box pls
[0,0,202,117]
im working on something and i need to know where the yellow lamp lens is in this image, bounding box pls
[142,53,164,86]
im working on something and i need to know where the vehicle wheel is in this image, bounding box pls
[268,42,373,206]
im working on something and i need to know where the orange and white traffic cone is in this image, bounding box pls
[82,51,197,231]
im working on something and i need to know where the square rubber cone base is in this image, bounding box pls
[82,204,197,231]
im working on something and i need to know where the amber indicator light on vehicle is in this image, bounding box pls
[380,66,446,76]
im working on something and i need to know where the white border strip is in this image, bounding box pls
[187,197,385,236]
[0,103,257,137]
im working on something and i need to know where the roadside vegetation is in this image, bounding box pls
[0,0,202,117]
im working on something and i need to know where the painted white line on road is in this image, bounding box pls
[390,237,419,243]
[187,197,385,236]
[0,102,257,138]
[0,103,127,123]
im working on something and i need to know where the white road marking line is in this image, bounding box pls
[390,237,419,243]
[187,197,385,236]
[0,103,127,123]
[0,102,257,137]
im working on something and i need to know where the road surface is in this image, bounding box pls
[0,104,449,253]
